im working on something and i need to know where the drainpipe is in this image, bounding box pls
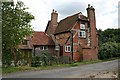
[70,30,73,61]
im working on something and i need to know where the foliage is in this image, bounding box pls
[98,29,120,60]
[31,52,72,67]
[98,42,120,59]
[2,1,34,67]
[98,29,120,45]
[31,52,53,67]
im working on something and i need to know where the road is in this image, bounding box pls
[3,60,118,78]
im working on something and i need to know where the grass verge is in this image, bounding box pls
[2,57,119,74]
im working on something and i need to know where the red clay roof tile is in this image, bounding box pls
[54,12,88,34]
[31,31,55,45]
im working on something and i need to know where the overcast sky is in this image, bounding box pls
[15,0,119,31]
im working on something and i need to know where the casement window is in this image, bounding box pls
[40,46,48,50]
[80,24,85,29]
[44,46,48,50]
[65,45,71,52]
[35,47,40,50]
[79,31,86,38]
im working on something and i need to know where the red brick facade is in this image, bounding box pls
[46,4,98,61]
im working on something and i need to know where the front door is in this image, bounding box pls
[60,46,63,56]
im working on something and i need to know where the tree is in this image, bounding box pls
[2,1,34,66]
[98,41,120,59]
[98,29,120,45]
[98,28,120,60]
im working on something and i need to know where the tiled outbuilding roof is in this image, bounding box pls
[18,31,55,49]
[31,31,55,45]
[54,12,88,34]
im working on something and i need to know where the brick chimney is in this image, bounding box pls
[86,4,98,57]
[51,9,58,27]
[45,9,58,35]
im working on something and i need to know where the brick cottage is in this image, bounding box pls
[18,4,98,62]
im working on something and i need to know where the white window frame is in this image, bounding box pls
[79,31,86,38]
[40,46,48,50]
[44,46,48,50]
[35,47,40,50]
[80,24,85,29]
[65,45,71,52]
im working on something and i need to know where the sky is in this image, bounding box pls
[14,0,119,31]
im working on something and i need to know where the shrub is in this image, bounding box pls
[31,56,42,67]
[31,52,53,67]
[31,52,72,67]
[98,42,120,59]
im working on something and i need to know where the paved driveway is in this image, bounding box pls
[3,60,118,78]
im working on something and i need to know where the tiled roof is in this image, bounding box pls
[54,12,88,34]
[31,31,55,46]
[45,20,51,32]
[18,31,55,49]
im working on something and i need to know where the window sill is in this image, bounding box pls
[65,51,71,53]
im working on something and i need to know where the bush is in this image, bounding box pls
[31,56,42,67]
[98,42,120,59]
[31,52,72,67]
[31,52,53,67]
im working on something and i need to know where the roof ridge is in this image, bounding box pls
[59,12,80,22]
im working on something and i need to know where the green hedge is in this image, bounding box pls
[98,42,120,59]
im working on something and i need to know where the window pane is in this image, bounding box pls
[40,46,43,50]
[44,46,48,50]
[65,46,67,51]
[68,46,71,51]
[83,31,86,37]
[80,32,82,36]
[35,47,40,50]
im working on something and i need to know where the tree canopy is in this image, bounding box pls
[2,1,34,66]
[98,28,120,59]
[98,28,120,45]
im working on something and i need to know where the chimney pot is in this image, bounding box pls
[52,9,55,12]
[88,4,90,8]
[91,6,93,8]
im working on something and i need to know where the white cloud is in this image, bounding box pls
[15,0,119,31]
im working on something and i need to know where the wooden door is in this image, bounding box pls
[60,46,63,56]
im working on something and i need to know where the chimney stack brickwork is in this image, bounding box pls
[82,4,98,60]
[46,9,58,35]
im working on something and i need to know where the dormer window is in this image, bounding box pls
[80,24,85,29]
